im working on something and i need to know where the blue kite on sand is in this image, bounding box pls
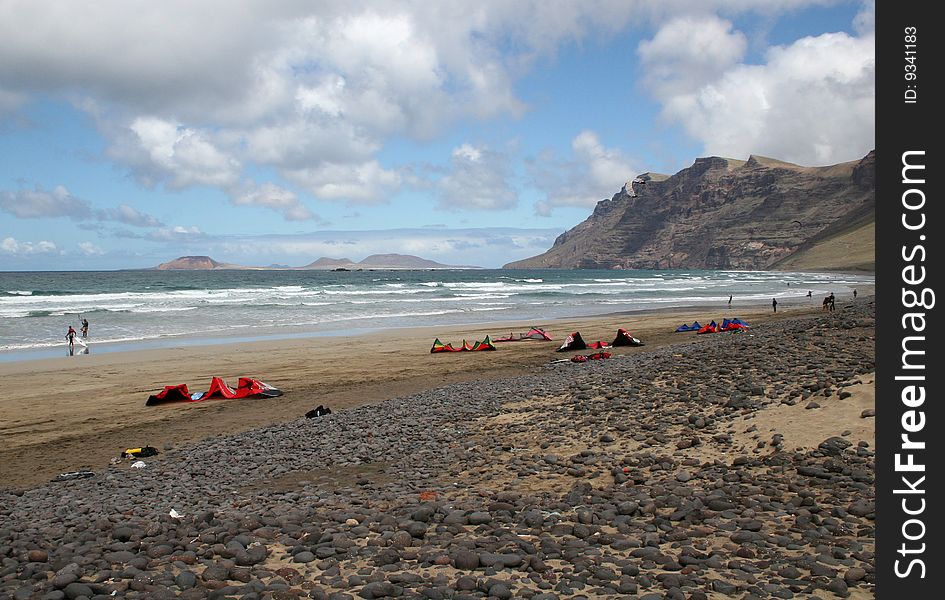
[675,321,701,332]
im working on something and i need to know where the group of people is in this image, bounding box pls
[770,289,853,313]
[65,318,89,354]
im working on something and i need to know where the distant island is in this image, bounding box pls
[154,254,481,271]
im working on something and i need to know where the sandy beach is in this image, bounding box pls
[0,299,836,490]
[0,297,875,599]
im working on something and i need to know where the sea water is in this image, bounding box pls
[0,269,873,361]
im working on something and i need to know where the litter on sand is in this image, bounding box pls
[121,446,159,459]
[131,461,147,469]
[52,470,95,482]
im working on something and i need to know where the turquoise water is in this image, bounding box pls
[0,268,873,361]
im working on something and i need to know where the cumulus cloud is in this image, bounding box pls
[435,144,518,211]
[78,241,105,255]
[0,1,645,212]
[115,116,241,189]
[528,131,641,216]
[0,1,872,214]
[0,185,164,229]
[638,16,747,97]
[0,185,92,220]
[1,237,58,255]
[853,0,875,35]
[230,181,315,221]
[145,225,204,242]
[639,11,875,165]
[284,161,401,204]
[96,204,163,227]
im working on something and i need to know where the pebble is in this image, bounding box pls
[0,302,877,600]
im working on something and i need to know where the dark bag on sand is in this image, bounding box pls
[305,405,332,418]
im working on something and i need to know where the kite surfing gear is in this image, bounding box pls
[430,336,496,353]
[493,327,553,342]
[556,332,587,352]
[612,328,645,346]
[146,377,282,406]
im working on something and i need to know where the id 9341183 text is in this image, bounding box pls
[904,27,917,104]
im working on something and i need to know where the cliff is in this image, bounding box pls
[505,151,874,271]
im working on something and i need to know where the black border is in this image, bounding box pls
[876,3,940,597]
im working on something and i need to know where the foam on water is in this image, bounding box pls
[0,268,873,360]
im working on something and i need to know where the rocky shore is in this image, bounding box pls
[0,301,876,600]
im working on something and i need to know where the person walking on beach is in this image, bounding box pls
[728,295,732,308]
[772,298,778,313]
[853,289,857,300]
[81,318,89,339]
[829,292,836,311]
[807,290,812,300]
[66,326,77,354]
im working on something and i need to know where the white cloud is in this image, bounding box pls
[97,204,163,227]
[638,15,747,97]
[0,185,164,228]
[145,225,203,242]
[284,161,401,203]
[78,241,104,255]
[1,237,58,255]
[528,131,641,215]
[435,144,517,211]
[231,181,314,221]
[0,1,643,212]
[853,0,875,35]
[0,185,92,219]
[0,1,872,214]
[120,117,241,189]
[639,12,874,165]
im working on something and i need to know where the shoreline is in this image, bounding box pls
[0,298,864,489]
[0,285,872,364]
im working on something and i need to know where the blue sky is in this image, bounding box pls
[0,1,874,270]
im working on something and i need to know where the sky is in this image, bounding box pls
[0,0,875,270]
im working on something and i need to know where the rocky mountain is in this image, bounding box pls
[505,151,875,271]
[154,256,238,270]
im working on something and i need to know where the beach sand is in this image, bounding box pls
[0,297,876,599]
[1,298,863,489]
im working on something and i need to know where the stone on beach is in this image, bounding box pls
[0,300,876,599]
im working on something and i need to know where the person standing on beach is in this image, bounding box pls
[728,295,732,308]
[772,298,778,312]
[81,318,89,339]
[66,326,77,354]
[853,289,857,300]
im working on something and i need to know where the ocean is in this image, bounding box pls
[0,268,873,362]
